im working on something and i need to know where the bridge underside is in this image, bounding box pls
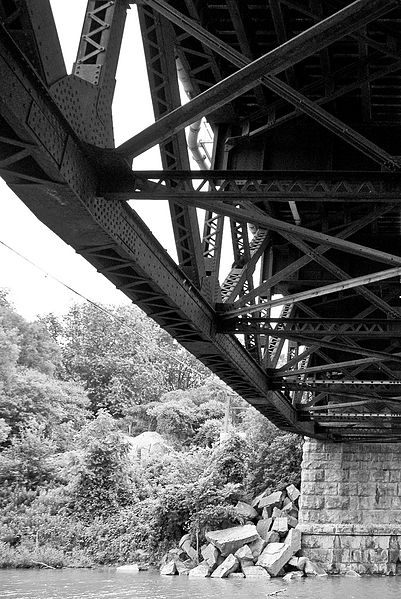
[2,0,401,441]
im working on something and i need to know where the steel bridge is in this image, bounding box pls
[2,0,401,442]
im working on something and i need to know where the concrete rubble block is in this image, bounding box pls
[272,507,283,519]
[174,557,194,575]
[235,500,258,520]
[160,560,177,575]
[286,484,301,503]
[262,507,271,519]
[287,515,298,529]
[282,501,299,517]
[206,524,259,556]
[283,571,304,581]
[243,565,271,578]
[256,542,294,576]
[284,528,302,554]
[259,491,284,510]
[272,517,289,536]
[210,554,239,578]
[179,537,198,561]
[304,558,328,577]
[201,543,221,568]
[256,518,272,540]
[265,531,280,544]
[240,558,255,570]
[227,572,245,578]
[251,488,269,508]
[235,544,254,562]
[287,556,300,568]
[167,547,187,562]
[345,569,361,577]
[248,536,266,560]
[188,562,212,578]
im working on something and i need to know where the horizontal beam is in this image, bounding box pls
[223,266,401,317]
[100,169,401,203]
[117,0,397,160]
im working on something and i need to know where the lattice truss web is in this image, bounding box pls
[3,0,401,441]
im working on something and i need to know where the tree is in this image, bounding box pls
[70,411,135,520]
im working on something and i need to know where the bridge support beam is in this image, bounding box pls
[299,438,401,575]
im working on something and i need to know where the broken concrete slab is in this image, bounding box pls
[243,565,271,578]
[248,536,266,560]
[188,562,211,578]
[284,528,302,553]
[257,542,294,576]
[272,517,289,536]
[286,484,300,503]
[265,531,280,544]
[259,491,283,510]
[283,571,304,581]
[160,560,177,575]
[256,518,272,540]
[304,558,328,577]
[235,544,254,562]
[201,543,220,568]
[210,554,239,578]
[206,524,259,556]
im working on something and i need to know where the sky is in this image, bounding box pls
[0,2,176,320]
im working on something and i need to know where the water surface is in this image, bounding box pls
[1,568,401,599]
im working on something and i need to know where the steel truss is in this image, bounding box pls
[3,0,401,441]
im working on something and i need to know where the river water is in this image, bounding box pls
[1,569,401,599]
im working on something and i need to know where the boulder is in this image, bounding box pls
[235,501,258,520]
[272,507,282,519]
[240,558,255,570]
[256,518,272,541]
[206,524,259,556]
[283,571,304,581]
[160,560,177,575]
[188,562,212,578]
[264,531,280,544]
[235,544,254,562]
[179,534,191,548]
[282,502,299,518]
[210,554,239,578]
[272,517,289,536]
[286,484,300,503]
[297,556,308,571]
[345,569,361,577]
[180,539,198,562]
[304,558,328,577]
[284,528,302,553]
[243,565,271,578]
[262,507,271,519]
[257,542,293,576]
[251,488,269,508]
[174,557,194,576]
[227,572,245,578]
[259,491,283,511]
[287,515,298,529]
[116,564,139,573]
[201,543,221,568]
[248,536,266,560]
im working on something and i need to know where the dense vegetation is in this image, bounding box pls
[0,290,302,568]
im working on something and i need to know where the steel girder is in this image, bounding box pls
[0,4,318,437]
[3,0,401,441]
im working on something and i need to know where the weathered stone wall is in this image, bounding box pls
[298,438,401,574]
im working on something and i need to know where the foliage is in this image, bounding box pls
[0,292,303,568]
[69,411,136,520]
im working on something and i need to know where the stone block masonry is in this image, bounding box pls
[299,438,401,574]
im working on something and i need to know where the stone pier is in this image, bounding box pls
[298,438,401,575]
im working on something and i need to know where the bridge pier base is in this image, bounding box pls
[298,438,401,575]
